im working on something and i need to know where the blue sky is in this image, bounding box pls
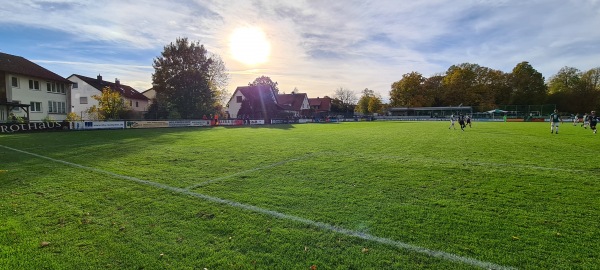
[1,0,599,101]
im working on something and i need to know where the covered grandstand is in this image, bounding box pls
[388,106,473,118]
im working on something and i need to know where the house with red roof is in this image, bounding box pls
[68,74,150,119]
[0,52,72,122]
[308,96,333,117]
[226,85,287,122]
[277,92,310,117]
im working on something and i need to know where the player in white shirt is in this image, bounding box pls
[448,114,456,129]
[582,113,589,129]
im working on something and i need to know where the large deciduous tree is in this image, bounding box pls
[355,88,382,115]
[389,72,428,107]
[548,67,585,112]
[333,87,357,115]
[580,67,600,111]
[441,63,479,106]
[208,53,231,109]
[509,61,547,105]
[249,76,279,94]
[150,37,220,119]
[423,74,445,107]
[440,63,509,110]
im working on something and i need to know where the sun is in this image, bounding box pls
[229,26,271,66]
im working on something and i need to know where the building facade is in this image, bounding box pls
[0,52,71,122]
[68,74,149,120]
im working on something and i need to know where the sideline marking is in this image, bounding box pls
[186,153,316,189]
[1,145,515,270]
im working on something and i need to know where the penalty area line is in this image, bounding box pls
[0,144,515,270]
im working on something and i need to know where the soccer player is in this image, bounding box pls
[550,109,562,134]
[458,114,466,131]
[448,114,456,129]
[573,113,579,126]
[466,115,472,128]
[582,113,589,128]
[589,111,599,134]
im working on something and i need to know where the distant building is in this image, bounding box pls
[277,92,310,117]
[141,88,155,101]
[308,96,332,117]
[68,74,150,119]
[0,52,72,122]
[388,106,473,117]
[226,85,284,122]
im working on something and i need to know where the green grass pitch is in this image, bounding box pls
[1,121,599,269]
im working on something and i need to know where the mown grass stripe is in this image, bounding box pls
[0,144,516,270]
[185,153,317,189]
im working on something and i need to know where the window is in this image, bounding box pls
[80,97,88,104]
[48,101,66,114]
[30,102,42,112]
[135,101,139,107]
[45,82,65,94]
[47,82,55,92]
[236,96,243,103]
[129,100,132,106]
[11,77,19,88]
[73,82,78,88]
[29,80,40,90]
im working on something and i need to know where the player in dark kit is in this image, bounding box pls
[458,114,466,131]
[465,115,472,127]
[589,111,599,134]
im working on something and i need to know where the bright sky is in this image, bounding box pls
[1,0,599,101]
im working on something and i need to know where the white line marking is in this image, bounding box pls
[0,145,515,270]
[186,153,316,189]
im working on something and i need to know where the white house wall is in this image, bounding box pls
[8,74,69,121]
[301,96,310,110]
[126,98,149,112]
[68,76,100,120]
[226,90,245,119]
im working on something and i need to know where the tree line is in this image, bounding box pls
[387,62,600,114]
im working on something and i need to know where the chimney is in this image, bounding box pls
[97,74,102,81]
[115,78,120,87]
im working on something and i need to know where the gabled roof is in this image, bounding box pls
[234,85,280,106]
[0,52,71,83]
[231,85,286,116]
[277,93,308,111]
[308,96,332,111]
[70,74,149,101]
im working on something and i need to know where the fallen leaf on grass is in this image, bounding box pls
[40,241,50,247]
[310,265,317,270]
[361,247,369,253]
[512,236,520,240]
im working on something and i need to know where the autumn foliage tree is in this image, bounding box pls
[356,88,383,115]
[87,86,129,120]
[390,72,428,107]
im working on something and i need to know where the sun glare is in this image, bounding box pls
[229,26,271,66]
